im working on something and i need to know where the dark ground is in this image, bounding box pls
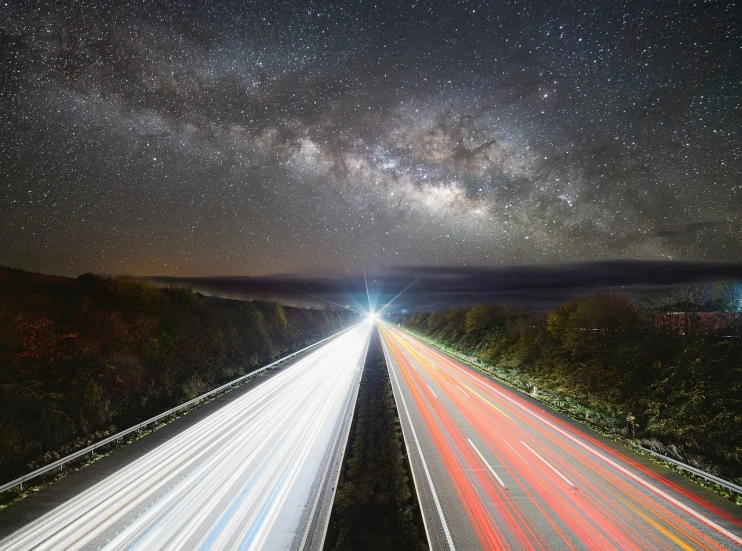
[323,327,428,551]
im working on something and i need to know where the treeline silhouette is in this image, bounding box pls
[394,285,742,479]
[0,267,354,480]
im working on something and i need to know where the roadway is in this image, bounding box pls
[0,322,371,551]
[379,323,742,551]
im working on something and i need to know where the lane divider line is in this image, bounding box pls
[380,332,456,551]
[520,441,575,488]
[467,440,506,488]
[433,341,742,547]
[395,326,742,548]
[455,385,470,398]
[427,385,439,399]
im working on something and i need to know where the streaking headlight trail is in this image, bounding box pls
[0,323,372,551]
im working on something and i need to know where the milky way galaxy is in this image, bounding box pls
[1,0,739,276]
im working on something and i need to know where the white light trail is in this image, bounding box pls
[0,324,371,551]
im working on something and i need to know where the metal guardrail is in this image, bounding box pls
[400,327,742,497]
[639,446,742,495]
[0,325,356,494]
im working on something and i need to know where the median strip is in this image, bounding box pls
[323,328,428,551]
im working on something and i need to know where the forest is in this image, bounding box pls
[0,266,354,482]
[393,283,742,480]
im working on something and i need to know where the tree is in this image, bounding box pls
[712,279,741,337]
[464,306,496,334]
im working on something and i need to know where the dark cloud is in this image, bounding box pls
[149,261,742,312]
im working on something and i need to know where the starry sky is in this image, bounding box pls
[1,0,740,277]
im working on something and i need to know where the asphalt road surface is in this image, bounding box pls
[0,322,371,551]
[379,323,742,551]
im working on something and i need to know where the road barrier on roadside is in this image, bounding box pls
[638,446,742,496]
[399,327,742,499]
[0,324,358,494]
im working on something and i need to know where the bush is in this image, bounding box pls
[393,290,742,477]
[0,267,354,480]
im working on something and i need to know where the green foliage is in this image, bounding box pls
[0,267,354,480]
[394,288,742,478]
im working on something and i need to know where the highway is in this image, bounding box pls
[0,323,371,551]
[379,323,742,551]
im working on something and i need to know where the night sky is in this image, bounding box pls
[1,0,739,277]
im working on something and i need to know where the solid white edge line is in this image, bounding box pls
[419,340,742,546]
[467,439,506,488]
[427,384,438,399]
[380,329,456,551]
[520,440,575,487]
[301,324,373,551]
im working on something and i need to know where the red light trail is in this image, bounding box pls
[380,323,742,551]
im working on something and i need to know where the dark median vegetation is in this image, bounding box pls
[0,266,354,483]
[393,284,742,490]
[324,328,428,551]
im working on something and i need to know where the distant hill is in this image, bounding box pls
[0,265,76,287]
